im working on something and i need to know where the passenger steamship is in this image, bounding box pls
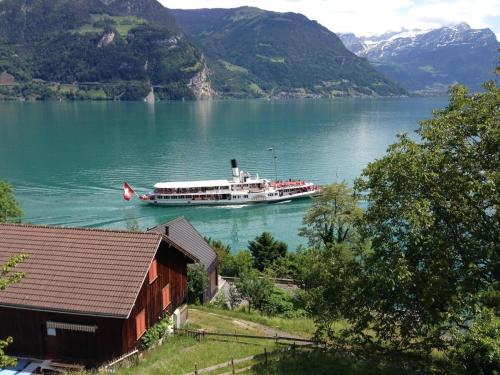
[135,160,320,206]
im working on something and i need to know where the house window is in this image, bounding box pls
[162,284,171,310]
[136,309,146,339]
[149,259,158,284]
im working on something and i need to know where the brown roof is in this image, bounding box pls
[0,224,166,318]
[148,217,217,270]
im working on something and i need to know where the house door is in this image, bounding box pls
[43,323,99,362]
[43,325,58,358]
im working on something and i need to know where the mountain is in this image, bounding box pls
[171,7,406,98]
[339,23,499,94]
[0,0,214,100]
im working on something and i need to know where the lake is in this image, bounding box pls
[0,98,448,250]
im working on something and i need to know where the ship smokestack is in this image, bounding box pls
[231,159,239,182]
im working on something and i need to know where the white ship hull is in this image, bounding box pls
[144,189,318,206]
[134,159,321,207]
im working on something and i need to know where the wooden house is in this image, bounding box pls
[149,217,219,303]
[0,223,197,366]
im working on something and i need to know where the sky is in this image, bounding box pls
[159,0,500,39]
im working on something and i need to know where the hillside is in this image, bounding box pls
[172,7,406,98]
[0,0,214,100]
[339,23,499,94]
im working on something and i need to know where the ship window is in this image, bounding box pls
[245,195,248,198]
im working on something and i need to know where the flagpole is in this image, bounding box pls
[268,146,278,181]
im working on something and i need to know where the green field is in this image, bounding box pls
[75,15,147,36]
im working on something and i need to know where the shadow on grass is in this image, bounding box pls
[248,349,455,375]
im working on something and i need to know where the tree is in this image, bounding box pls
[351,83,499,351]
[1,254,27,367]
[187,263,208,304]
[293,243,368,343]
[450,308,500,375]
[299,182,363,248]
[0,180,22,223]
[248,232,287,271]
[206,238,253,277]
[235,269,274,312]
[126,220,140,232]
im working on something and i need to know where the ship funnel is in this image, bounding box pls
[231,159,239,182]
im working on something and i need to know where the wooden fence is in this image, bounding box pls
[176,328,319,345]
[183,344,313,375]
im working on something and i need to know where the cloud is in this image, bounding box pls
[160,0,500,36]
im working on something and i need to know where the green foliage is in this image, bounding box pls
[260,287,305,318]
[235,269,274,312]
[350,83,500,351]
[187,263,209,304]
[450,309,500,375]
[248,232,287,271]
[0,337,15,368]
[0,254,27,367]
[0,0,204,101]
[0,180,23,223]
[227,284,242,310]
[172,7,406,98]
[294,243,366,342]
[141,314,173,350]
[126,220,141,232]
[1,254,28,291]
[268,252,299,279]
[299,182,363,248]
[206,238,257,277]
[210,291,228,309]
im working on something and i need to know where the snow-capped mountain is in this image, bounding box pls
[339,23,499,94]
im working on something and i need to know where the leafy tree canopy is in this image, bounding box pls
[1,254,27,367]
[248,232,287,271]
[187,263,208,304]
[0,180,22,223]
[351,82,499,351]
[299,182,363,248]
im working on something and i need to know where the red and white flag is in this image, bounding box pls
[123,182,135,201]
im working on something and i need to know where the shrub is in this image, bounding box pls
[141,314,173,349]
[450,309,500,375]
[261,287,306,318]
[187,263,208,304]
[210,291,227,309]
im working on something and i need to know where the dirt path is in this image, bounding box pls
[190,308,305,341]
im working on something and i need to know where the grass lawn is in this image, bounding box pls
[193,305,320,338]
[113,309,281,375]
[246,350,405,375]
[107,307,450,375]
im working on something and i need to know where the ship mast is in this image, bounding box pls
[268,146,278,181]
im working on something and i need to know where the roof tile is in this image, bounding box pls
[0,224,163,318]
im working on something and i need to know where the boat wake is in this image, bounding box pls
[211,204,250,209]
[275,200,292,204]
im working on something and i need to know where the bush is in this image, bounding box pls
[210,292,227,309]
[187,263,208,304]
[261,287,305,318]
[141,314,173,349]
[450,309,500,375]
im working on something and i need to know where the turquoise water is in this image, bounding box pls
[0,98,448,250]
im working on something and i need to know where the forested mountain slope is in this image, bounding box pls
[0,0,213,100]
[172,7,406,98]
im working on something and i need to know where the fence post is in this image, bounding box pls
[194,363,198,375]
[275,333,278,344]
[293,342,296,357]
[264,347,268,365]
[231,358,235,374]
